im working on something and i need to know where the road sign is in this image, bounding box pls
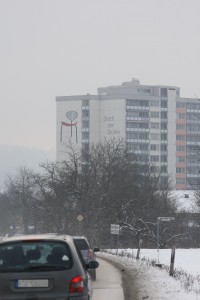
[158,217,175,222]
[77,215,83,222]
[111,224,120,235]
[157,216,175,263]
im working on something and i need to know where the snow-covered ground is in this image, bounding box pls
[98,248,200,300]
[124,248,200,277]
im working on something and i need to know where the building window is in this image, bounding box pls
[127,132,149,140]
[176,113,185,119]
[161,100,168,108]
[187,124,200,131]
[176,135,185,141]
[187,156,197,163]
[82,121,89,128]
[127,111,149,118]
[176,156,185,163]
[161,166,167,173]
[150,144,159,151]
[161,144,167,151]
[150,111,159,118]
[161,155,167,162]
[160,177,168,186]
[150,122,159,129]
[187,167,199,174]
[137,89,151,94]
[82,132,89,139]
[150,155,159,162]
[161,133,167,140]
[138,155,149,162]
[187,135,200,143]
[187,113,200,121]
[176,102,185,108]
[176,178,185,184]
[126,99,149,107]
[127,143,149,151]
[82,143,89,152]
[176,145,185,151]
[82,99,89,106]
[82,110,89,119]
[150,133,160,140]
[150,100,160,107]
[161,112,167,119]
[176,124,185,130]
[161,122,167,130]
[176,167,185,173]
[126,122,149,129]
[187,103,200,110]
[161,88,168,97]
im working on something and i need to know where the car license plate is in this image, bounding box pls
[16,279,49,288]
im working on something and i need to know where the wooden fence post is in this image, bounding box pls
[136,239,142,260]
[169,246,176,276]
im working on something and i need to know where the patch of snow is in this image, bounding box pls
[98,249,200,300]
[170,190,198,212]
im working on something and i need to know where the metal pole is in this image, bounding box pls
[157,217,160,263]
[79,220,82,235]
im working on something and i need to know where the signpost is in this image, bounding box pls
[110,224,120,235]
[110,224,120,254]
[77,215,83,235]
[157,217,175,263]
[77,215,83,222]
[158,217,175,222]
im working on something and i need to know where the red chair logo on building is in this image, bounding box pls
[60,111,78,143]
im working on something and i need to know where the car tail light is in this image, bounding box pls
[69,276,84,293]
[88,249,93,259]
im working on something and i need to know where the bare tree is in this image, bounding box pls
[78,139,175,247]
[2,139,178,248]
[5,167,36,234]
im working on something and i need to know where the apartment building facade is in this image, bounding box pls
[56,79,200,190]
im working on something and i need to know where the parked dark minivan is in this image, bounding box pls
[0,234,99,299]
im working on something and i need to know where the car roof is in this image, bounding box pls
[73,236,88,240]
[0,234,73,244]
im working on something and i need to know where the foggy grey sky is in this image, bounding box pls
[0,0,200,151]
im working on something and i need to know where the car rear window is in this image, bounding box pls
[0,240,72,272]
[74,239,89,250]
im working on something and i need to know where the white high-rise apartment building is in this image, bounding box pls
[56,79,200,190]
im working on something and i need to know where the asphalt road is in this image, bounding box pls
[92,257,124,300]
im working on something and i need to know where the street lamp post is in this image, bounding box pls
[157,217,175,263]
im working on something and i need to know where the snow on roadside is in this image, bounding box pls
[98,251,200,300]
[126,248,200,277]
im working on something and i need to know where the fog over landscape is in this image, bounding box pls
[0,0,200,182]
[1,2,200,299]
[0,145,55,187]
